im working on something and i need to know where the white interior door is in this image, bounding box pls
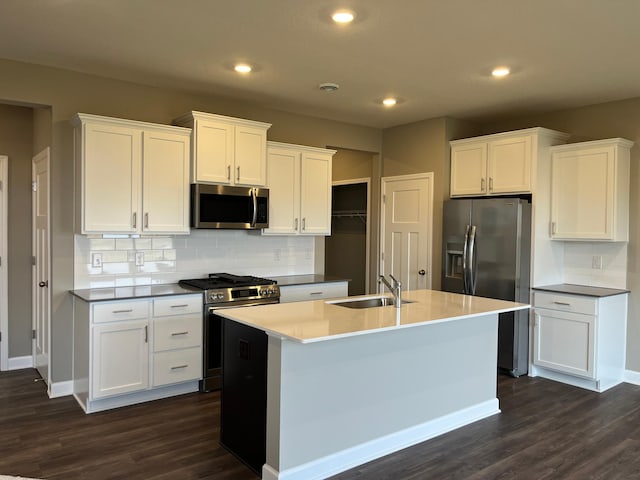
[0,155,7,371]
[33,148,50,385]
[380,173,433,292]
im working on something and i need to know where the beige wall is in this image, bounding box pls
[483,97,640,372]
[0,58,382,383]
[0,104,34,357]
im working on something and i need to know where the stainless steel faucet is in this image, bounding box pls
[379,274,402,308]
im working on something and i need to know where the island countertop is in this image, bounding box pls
[216,289,528,343]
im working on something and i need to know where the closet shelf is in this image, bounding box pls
[332,209,367,218]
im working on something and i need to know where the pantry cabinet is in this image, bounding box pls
[73,293,202,413]
[262,141,336,236]
[549,138,633,241]
[450,128,569,197]
[173,111,271,186]
[531,288,628,392]
[72,113,190,235]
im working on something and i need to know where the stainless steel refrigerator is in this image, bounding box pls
[441,197,531,376]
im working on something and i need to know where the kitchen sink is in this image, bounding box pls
[328,296,413,309]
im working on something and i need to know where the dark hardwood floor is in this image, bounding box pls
[2,369,640,479]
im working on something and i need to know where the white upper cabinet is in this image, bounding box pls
[263,141,335,236]
[550,138,634,241]
[173,111,271,186]
[450,128,568,197]
[72,113,190,235]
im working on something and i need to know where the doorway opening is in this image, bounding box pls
[325,180,370,295]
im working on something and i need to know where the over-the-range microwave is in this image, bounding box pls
[190,184,269,229]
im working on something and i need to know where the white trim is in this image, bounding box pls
[0,155,7,371]
[331,177,371,293]
[75,381,199,414]
[8,355,33,370]
[624,369,640,385]
[49,380,74,398]
[262,399,500,480]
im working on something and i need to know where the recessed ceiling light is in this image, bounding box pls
[332,9,355,24]
[491,66,510,77]
[382,98,397,107]
[319,82,340,92]
[234,63,252,74]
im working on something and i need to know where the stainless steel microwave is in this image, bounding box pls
[191,184,269,229]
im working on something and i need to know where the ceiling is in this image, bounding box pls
[1,0,639,129]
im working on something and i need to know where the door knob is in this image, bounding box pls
[38,281,48,287]
[418,269,426,276]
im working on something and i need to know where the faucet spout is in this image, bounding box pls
[379,274,402,308]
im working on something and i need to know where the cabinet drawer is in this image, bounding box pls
[154,315,202,352]
[153,295,202,317]
[92,300,149,324]
[153,347,202,386]
[279,282,348,303]
[533,291,597,315]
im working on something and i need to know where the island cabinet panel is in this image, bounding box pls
[531,290,628,392]
[262,141,336,236]
[72,113,191,235]
[550,138,633,241]
[450,127,569,197]
[173,111,271,186]
[73,294,202,413]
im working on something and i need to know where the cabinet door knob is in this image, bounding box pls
[481,178,486,192]
[38,281,48,288]
[418,269,426,276]
[237,166,240,182]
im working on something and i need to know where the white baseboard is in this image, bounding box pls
[8,355,33,370]
[624,369,640,385]
[49,380,73,398]
[262,398,500,480]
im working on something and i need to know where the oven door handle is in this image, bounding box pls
[208,302,278,313]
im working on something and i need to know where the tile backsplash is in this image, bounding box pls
[74,230,316,289]
[561,241,628,289]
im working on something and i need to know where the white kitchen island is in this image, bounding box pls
[217,289,528,480]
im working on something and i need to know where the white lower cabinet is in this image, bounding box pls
[73,294,203,413]
[279,281,348,303]
[92,318,150,399]
[531,290,627,392]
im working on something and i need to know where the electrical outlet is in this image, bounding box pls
[274,249,281,261]
[592,255,603,270]
[91,253,102,268]
[135,252,144,266]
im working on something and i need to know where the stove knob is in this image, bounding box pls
[216,293,224,300]
[268,288,274,295]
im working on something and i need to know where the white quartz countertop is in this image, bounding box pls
[216,289,529,343]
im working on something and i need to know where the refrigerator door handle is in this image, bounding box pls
[462,225,471,294]
[468,225,477,295]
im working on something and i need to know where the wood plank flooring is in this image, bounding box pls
[2,369,640,479]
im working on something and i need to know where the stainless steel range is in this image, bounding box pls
[179,273,280,391]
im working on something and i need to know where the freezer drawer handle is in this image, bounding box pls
[171,364,188,370]
[553,301,571,306]
[171,331,189,336]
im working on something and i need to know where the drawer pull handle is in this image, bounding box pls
[170,304,189,308]
[171,331,189,336]
[171,364,188,370]
[310,292,324,295]
[553,301,571,306]
[112,309,134,314]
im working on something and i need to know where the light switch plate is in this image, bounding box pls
[135,252,144,266]
[91,253,102,268]
[592,255,603,270]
